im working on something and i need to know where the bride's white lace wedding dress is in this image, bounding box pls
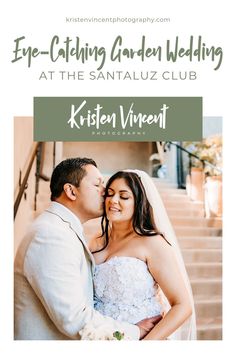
[94,256,163,324]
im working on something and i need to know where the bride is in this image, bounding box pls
[89,170,196,340]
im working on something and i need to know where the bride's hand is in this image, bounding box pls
[136,315,163,339]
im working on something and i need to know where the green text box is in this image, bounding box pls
[34,97,202,141]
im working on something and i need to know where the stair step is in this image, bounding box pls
[182,249,222,262]
[178,236,222,249]
[159,194,192,202]
[175,226,222,237]
[170,217,222,228]
[153,179,178,189]
[163,201,204,210]
[159,188,187,195]
[197,317,222,340]
[186,262,222,278]
[191,278,222,296]
[194,296,222,318]
[168,208,205,218]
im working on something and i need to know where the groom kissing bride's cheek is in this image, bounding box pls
[14,158,195,340]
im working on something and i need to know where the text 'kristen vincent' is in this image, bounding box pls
[67,100,169,130]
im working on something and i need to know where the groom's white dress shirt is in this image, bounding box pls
[14,202,139,340]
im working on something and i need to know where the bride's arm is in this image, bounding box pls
[143,236,192,340]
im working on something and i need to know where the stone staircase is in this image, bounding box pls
[154,178,222,340]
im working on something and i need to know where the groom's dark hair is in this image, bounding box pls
[50,157,97,201]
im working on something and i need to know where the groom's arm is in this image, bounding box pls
[23,223,140,339]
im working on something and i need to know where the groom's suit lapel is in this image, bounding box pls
[45,202,96,272]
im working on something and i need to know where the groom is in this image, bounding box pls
[14,157,158,340]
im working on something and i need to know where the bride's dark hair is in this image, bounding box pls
[93,171,166,253]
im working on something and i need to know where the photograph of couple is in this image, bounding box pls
[14,158,195,340]
[14,118,222,341]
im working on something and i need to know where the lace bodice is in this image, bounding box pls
[94,256,162,324]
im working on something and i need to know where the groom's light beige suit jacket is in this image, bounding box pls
[14,202,139,340]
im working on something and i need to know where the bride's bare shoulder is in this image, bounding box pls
[86,233,106,253]
[139,234,172,253]
[83,218,104,251]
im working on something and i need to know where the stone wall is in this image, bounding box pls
[63,142,153,175]
[14,117,36,254]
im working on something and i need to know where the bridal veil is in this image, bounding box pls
[124,169,197,340]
